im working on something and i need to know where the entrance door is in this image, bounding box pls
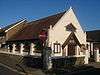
[68,44,76,56]
[62,48,66,56]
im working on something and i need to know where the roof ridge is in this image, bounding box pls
[28,11,66,24]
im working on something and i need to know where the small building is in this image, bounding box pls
[0,7,88,65]
[86,30,100,57]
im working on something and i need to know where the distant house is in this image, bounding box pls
[0,20,27,48]
[0,7,88,64]
[86,30,100,56]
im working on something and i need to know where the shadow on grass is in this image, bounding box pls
[16,55,43,69]
[44,65,100,75]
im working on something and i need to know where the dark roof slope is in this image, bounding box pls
[86,30,100,42]
[8,11,66,41]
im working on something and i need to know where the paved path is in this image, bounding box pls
[70,68,100,75]
[87,62,100,68]
[0,63,25,75]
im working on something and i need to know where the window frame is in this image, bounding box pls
[53,43,61,53]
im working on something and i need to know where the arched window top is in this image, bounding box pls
[65,23,76,32]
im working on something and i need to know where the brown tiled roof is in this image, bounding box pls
[8,11,66,41]
[86,30,100,42]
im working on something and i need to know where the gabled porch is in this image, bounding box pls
[51,32,89,64]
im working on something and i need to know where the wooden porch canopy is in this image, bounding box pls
[62,32,81,49]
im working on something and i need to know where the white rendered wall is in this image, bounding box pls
[48,8,86,57]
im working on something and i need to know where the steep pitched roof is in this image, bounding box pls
[7,11,66,41]
[86,30,100,42]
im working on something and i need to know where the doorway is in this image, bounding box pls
[68,44,76,56]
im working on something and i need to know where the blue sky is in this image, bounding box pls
[0,0,100,31]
